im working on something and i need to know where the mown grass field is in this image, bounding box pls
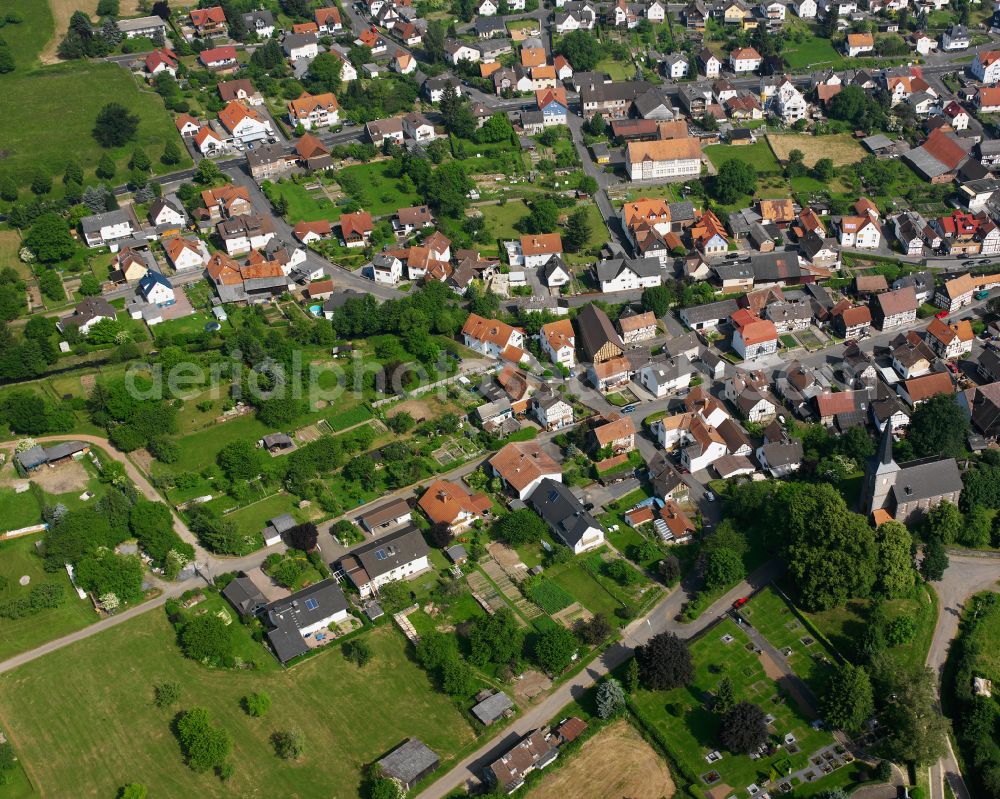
[704,141,781,175]
[337,161,423,216]
[0,533,98,662]
[264,180,341,223]
[782,36,844,70]
[0,62,192,190]
[767,134,866,167]
[0,618,476,798]
[0,0,54,69]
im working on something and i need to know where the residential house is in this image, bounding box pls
[199,45,239,71]
[243,9,275,37]
[926,317,974,359]
[287,92,339,130]
[756,440,804,476]
[371,253,403,284]
[80,208,137,248]
[830,300,872,338]
[592,414,637,454]
[680,415,729,473]
[942,24,970,51]
[246,144,296,181]
[219,101,271,143]
[535,87,569,126]
[897,370,954,407]
[617,310,658,344]
[119,15,168,38]
[540,319,576,368]
[292,220,332,245]
[638,356,693,397]
[529,478,604,554]
[520,233,563,268]
[190,6,227,36]
[588,356,632,392]
[890,330,936,378]
[315,6,342,32]
[217,214,276,256]
[793,0,817,15]
[486,730,559,794]
[339,524,431,598]
[263,580,350,663]
[679,298,741,331]
[935,272,976,312]
[163,236,208,271]
[839,215,882,248]
[698,48,722,77]
[461,313,526,360]
[489,440,562,500]
[138,270,174,307]
[871,285,918,330]
[340,211,373,247]
[359,497,412,535]
[530,390,574,430]
[284,32,319,61]
[402,112,435,142]
[418,480,491,534]
[731,308,778,360]
[846,32,875,56]
[730,47,762,73]
[595,257,663,292]
[57,297,117,336]
[366,117,405,146]
[145,48,178,77]
[218,78,264,106]
[576,303,625,363]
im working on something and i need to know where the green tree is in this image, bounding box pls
[960,504,993,548]
[920,536,949,582]
[0,174,18,201]
[711,159,757,204]
[154,681,181,708]
[271,729,304,760]
[596,677,626,718]
[556,30,601,70]
[129,147,151,172]
[715,676,736,713]
[779,482,877,610]
[563,207,592,253]
[195,158,221,184]
[624,657,640,693]
[719,701,768,754]
[217,439,264,482]
[306,52,343,92]
[874,521,914,598]
[31,170,52,196]
[533,625,577,674]
[469,608,523,666]
[908,394,969,459]
[642,284,675,316]
[75,550,144,604]
[118,784,147,799]
[96,153,116,180]
[813,158,835,181]
[343,638,374,667]
[175,707,232,773]
[494,508,547,546]
[180,613,235,664]
[877,667,947,765]
[24,213,74,263]
[926,500,962,544]
[94,102,140,148]
[636,632,693,690]
[161,139,181,165]
[521,197,560,234]
[821,663,874,732]
[703,547,744,590]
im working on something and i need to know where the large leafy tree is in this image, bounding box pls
[877,666,947,765]
[907,394,969,459]
[469,608,523,666]
[556,30,601,71]
[874,521,914,598]
[93,102,140,148]
[719,701,768,754]
[533,625,577,674]
[24,213,74,263]
[711,159,757,204]
[494,508,547,546]
[180,614,235,663]
[821,663,874,732]
[920,536,949,582]
[636,632,693,690]
[175,708,231,773]
[778,482,877,610]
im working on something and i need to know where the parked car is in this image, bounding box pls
[732,596,750,609]
[935,310,948,319]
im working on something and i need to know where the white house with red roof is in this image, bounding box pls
[145,48,178,77]
[942,100,969,131]
[731,308,778,360]
[972,50,1000,84]
[461,314,527,361]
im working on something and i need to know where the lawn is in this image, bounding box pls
[0,61,192,191]
[222,492,304,535]
[704,141,781,176]
[547,559,624,618]
[967,594,1000,684]
[170,415,274,473]
[337,161,423,217]
[0,0,53,70]
[0,617,476,798]
[263,179,340,223]
[0,488,42,531]
[595,56,633,81]
[0,229,31,281]
[782,35,844,70]
[631,615,853,798]
[478,200,531,242]
[767,134,866,168]
[805,583,937,673]
[0,533,98,662]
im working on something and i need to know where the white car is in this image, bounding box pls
[705,491,715,502]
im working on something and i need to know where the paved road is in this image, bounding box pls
[415,558,783,799]
[925,552,1000,799]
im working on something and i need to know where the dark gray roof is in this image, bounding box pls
[243,9,275,25]
[668,201,696,223]
[268,513,297,533]
[80,208,133,235]
[804,282,834,309]
[580,80,652,106]
[262,433,294,448]
[345,523,429,582]
[379,739,440,788]
[222,576,268,615]
[43,441,87,461]
[758,440,803,469]
[576,303,624,360]
[15,445,47,470]
[595,257,661,282]
[647,451,683,496]
[360,497,411,529]
[283,32,318,53]
[528,478,601,549]
[265,578,349,662]
[471,691,514,724]
[662,331,702,358]
[680,298,740,325]
[713,262,753,282]
[750,251,805,282]
[892,457,963,505]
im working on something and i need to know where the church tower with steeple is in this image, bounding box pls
[862,425,900,517]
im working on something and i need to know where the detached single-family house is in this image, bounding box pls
[418,480,491,534]
[541,319,576,368]
[529,478,604,554]
[731,308,778,360]
[80,208,137,248]
[846,32,875,57]
[263,580,350,663]
[338,524,431,598]
[489,440,562,500]
[138,270,175,307]
[287,92,340,130]
[340,211,374,247]
[462,313,526,361]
